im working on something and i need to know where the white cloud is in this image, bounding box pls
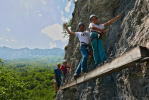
[5,27,12,32]
[49,41,57,48]
[61,15,69,23]
[11,39,16,42]
[5,39,16,43]
[0,36,16,43]
[65,1,71,13]
[41,24,67,42]
[41,24,68,48]
[5,39,9,42]
[19,0,47,15]
[37,13,43,17]
[40,0,47,5]
[36,10,43,17]
[61,11,64,16]
[62,0,65,3]
[61,11,70,23]
[57,6,61,10]
[0,36,17,48]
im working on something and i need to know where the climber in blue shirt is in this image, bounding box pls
[54,64,62,89]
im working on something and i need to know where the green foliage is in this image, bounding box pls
[0,64,56,100]
[0,58,4,63]
[0,58,4,66]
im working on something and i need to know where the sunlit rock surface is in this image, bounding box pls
[57,0,149,100]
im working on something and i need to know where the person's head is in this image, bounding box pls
[63,61,67,65]
[89,14,99,24]
[57,64,61,69]
[78,22,85,32]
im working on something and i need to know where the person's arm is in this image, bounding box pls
[104,15,121,26]
[63,23,75,35]
[89,23,106,34]
[91,27,106,34]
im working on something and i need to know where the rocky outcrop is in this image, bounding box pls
[57,0,149,100]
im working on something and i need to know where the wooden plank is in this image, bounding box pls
[60,46,149,90]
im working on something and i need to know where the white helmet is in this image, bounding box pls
[89,14,97,21]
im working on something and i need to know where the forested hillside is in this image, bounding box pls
[0,63,55,100]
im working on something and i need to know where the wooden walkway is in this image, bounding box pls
[60,46,149,90]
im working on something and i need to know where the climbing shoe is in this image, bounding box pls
[73,74,80,80]
[81,72,87,76]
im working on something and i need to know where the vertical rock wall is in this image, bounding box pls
[57,0,149,100]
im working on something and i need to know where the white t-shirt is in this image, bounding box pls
[89,23,105,32]
[75,31,90,44]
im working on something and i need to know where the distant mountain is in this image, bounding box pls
[0,47,64,60]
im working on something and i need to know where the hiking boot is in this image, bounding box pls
[103,60,108,64]
[81,72,87,77]
[83,72,87,76]
[81,71,87,75]
[97,64,102,67]
[73,74,80,80]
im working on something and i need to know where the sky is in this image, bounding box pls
[0,0,75,49]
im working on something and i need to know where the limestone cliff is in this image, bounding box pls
[57,0,149,100]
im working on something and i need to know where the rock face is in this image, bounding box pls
[57,0,149,100]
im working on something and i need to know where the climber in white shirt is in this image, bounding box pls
[64,22,90,79]
[89,14,121,67]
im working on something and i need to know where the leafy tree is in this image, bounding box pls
[0,58,4,66]
[0,63,56,100]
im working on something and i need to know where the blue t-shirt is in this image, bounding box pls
[54,68,62,79]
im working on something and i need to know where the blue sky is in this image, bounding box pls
[0,0,74,49]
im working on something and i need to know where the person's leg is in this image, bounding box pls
[56,77,61,89]
[91,39,101,66]
[63,73,66,83]
[90,32,101,66]
[74,48,83,76]
[80,45,89,73]
[98,39,107,63]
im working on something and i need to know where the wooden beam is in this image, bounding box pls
[60,46,149,90]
